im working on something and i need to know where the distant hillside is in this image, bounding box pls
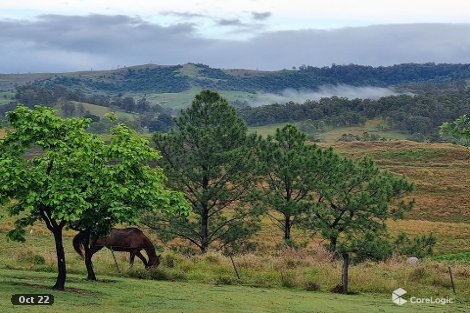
[1,62,470,94]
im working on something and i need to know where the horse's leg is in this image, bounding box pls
[135,251,148,268]
[129,251,136,269]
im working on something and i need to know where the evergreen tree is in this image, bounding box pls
[144,90,263,253]
[258,125,320,244]
[303,150,414,293]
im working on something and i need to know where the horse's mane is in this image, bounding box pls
[142,236,158,265]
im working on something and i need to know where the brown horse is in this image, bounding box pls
[73,228,160,269]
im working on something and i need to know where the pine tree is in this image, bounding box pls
[144,90,263,253]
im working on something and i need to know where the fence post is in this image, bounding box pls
[229,254,240,280]
[448,266,456,294]
[109,247,121,273]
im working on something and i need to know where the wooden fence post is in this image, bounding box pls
[448,266,456,294]
[109,247,121,273]
[229,255,240,280]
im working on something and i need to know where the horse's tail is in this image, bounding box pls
[73,232,85,260]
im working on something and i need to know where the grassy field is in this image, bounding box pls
[68,101,137,120]
[248,119,409,143]
[147,89,258,109]
[2,269,467,313]
[0,91,14,105]
[1,123,470,311]
[330,141,470,224]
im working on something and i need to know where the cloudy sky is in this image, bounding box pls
[1,0,470,72]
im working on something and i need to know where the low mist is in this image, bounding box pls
[251,85,405,106]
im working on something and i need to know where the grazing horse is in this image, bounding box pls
[73,228,160,269]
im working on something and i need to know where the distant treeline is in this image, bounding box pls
[30,63,470,94]
[238,91,470,138]
[1,85,175,133]
[37,65,190,93]
[9,84,168,114]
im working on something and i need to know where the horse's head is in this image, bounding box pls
[146,254,161,269]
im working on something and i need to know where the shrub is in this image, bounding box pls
[305,281,321,291]
[17,252,46,265]
[214,275,239,285]
[409,267,427,282]
[279,271,297,288]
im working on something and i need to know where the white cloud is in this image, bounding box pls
[252,86,404,106]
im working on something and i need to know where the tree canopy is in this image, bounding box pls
[440,114,470,145]
[0,105,188,287]
[144,90,263,253]
[257,124,320,244]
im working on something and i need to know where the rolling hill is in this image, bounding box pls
[2,63,470,96]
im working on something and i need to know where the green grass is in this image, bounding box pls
[0,268,467,313]
[147,89,258,109]
[0,91,14,105]
[70,102,137,120]
[248,123,291,137]
[248,119,409,143]
[434,252,470,262]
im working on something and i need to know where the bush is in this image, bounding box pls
[17,252,46,265]
[409,267,427,282]
[214,275,239,285]
[279,271,297,288]
[305,281,321,291]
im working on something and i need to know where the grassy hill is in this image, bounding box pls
[2,63,470,96]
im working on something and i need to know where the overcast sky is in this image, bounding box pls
[1,0,470,72]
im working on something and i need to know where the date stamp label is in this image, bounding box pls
[11,294,54,305]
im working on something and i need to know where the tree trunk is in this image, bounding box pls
[329,236,338,252]
[83,229,96,280]
[82,231,97,280]
[341,252,350,294]
[200,206,209,253]
[84,249,97,280]
[284,215,291,243]
[200,171,209,254]
[52,228,66,290]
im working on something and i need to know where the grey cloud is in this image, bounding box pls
[217,18,244,26]
[251,12,272,20]
[0,16,470,73]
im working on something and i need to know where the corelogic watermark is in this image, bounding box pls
[392,288,407,305]
[392,288,454,306]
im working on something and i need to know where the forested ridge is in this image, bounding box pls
[1,62,470,139]
[3,62,470,94]
[238,91,470,138]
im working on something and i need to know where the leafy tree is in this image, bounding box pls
[303,150,414,293]
[144,90,262,253]
[0,105,188,287]
[258,125,319,244]
[0,106,94,289]
[68,124,188,280]
[440,114,470,145]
